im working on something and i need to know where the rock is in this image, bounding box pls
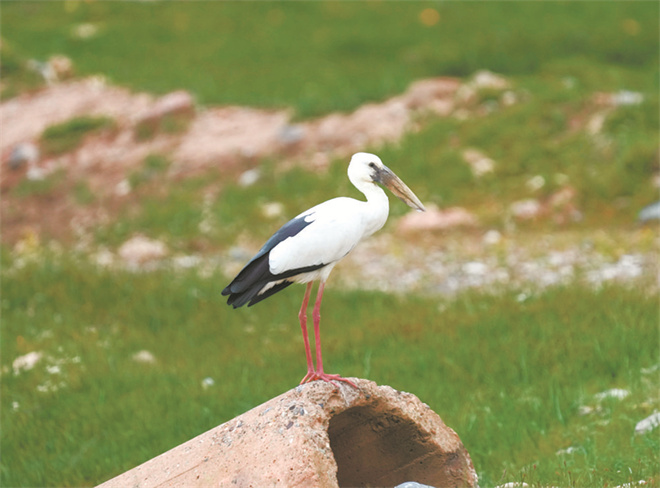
[138,90,195,124]
[261,201,285,219]
[635,412,660,435]
[173,106,289,171]
[509,187,580,224]
[313,99,410,151]
[238,168,261,187]
[278,124,306,145]
[132,350,157,364]
[594,90,644,107]
[71,23,99,40]
[8,142,39,170]
[462,148,495,177]
[612,90,644,106]
[471,70,510,91]
[134,90,195,138]
[396,482,437,488]
[403,77,460,115]
[398,205,478,233]
[172,255,202,269]
[510,199,542,220]
[300,77,461,164]
[96,378,477,488]
[501,90,518,106]
[114,179,131,196]
[118,235,168,266]
[48,55,74,81]
[26,165,46,181]
[638,201,660,223]
[26,59,57,85]
[26,55,74,84]
[483,230,502,246]
[12,351,43,375]
[456,70,510,105]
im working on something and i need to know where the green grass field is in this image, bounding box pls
[1,253,658,487]
[2,2,657,117]
[2,2,659,487]
[3,166,659,482]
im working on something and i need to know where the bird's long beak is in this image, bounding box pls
[378,166,426,212]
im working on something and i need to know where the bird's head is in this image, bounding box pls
[348,152,426,212]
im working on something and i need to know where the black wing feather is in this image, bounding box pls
[222,213,326,308]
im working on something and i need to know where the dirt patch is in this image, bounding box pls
[0,75,463,245]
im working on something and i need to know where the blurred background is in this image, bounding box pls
[1,2,658,487]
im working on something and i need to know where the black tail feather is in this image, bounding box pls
[222,251,325,308]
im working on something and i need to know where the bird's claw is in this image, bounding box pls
[300,371,358,389]
[300,370,316,385]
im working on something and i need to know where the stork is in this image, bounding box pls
[222,153,425,387]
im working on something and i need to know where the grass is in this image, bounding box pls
[1,252,657,487]
[127,154,172,189]
[134,112,192,141]
[2,2,657,118]
[1,2,659,487]
[40,115,115,156]
[0,39,44,99]
[12,169,67,199]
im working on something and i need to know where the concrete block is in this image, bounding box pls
[96,378,477,488]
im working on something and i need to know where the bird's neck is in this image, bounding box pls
[359,183,390,237]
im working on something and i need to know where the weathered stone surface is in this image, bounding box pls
[96,378,477,488]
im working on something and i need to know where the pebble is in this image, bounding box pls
[8,142,39,170]
[238,168,261,187]
[132,350,157,364]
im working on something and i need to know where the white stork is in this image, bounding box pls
[222,152,425,387]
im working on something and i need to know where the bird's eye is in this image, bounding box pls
[368,162,377,169]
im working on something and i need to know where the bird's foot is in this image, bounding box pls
[300,371,358,389]
[300,369,316,385]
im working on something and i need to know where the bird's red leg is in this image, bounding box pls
[298,282,315,385]
[309,281,357,389]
